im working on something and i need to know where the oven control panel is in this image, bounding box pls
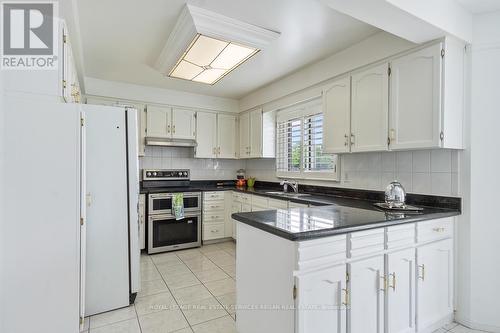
[143,169,190,180]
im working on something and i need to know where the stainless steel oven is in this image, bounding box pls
[148,192,201,215]
[148,212,201,253]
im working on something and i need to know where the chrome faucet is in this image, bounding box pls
[280,180,299,193]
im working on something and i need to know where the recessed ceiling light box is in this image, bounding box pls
[155,5,280,85]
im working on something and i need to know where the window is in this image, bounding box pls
[276,99,338,180]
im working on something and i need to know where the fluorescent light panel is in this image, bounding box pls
[169,34,258,85]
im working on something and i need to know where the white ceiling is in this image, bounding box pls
[76,0,378,99]
[456,0,500,14]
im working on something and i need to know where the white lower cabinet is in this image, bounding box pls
[386,248,416,333]
[416,239,453,331]
[296,264,347,333]
[139,194,145,250]
[348,255,385,333]
[236,217,455,333]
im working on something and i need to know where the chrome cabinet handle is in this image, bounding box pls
[433,227,445,232]
[167,124,171,133]
[350,133,355,145]
[172,125,176,134]
[380,275,388,291]
[342,288,349,306]
[344,134,348,146]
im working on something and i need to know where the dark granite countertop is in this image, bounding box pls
[231,204,460,241]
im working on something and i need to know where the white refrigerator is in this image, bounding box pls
[1,94,86,333]
[84,105,140,316]
[0,95,140,332]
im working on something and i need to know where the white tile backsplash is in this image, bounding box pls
[245,149,461,197]
[140,147,460,196]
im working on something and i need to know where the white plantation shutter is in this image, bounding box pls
[276,98,338,180]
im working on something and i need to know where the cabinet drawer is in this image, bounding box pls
[349,229,385,258]
[417,218,453,243]
[203,212,225,223]
[297,235,347,270]
[268,198,288,209]
[204,191,225,201]
[203,223,225,240]
[203,201,225,212]
[251,195,268,208]
[386,223,415,250]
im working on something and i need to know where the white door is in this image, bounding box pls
[217,114,237,158]
[146,105,171,138]
[172,108,196,140]
[416,239,453,331]
[386,248,416,333]
[296,265,347,333]
[351,63,389,152]
[348,255,385,333]
[323,76,351,153]
[249,108,263,158]
[239,112,250,157]
[195,112,217,158]
[389,43,442,150]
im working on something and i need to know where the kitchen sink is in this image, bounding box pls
[264,191,311,198]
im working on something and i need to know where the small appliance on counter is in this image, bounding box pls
[374,180,423,212]
[236,169,246,187]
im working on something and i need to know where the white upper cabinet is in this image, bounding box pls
[389,40,464,150]
[348,255,385,333]
[238,108,275,159]
[389,44,442,150]
[296,264,347,333]
[249,108,263,158]
[146,105,171,138]
[195,112,237,159]
[217,114,238,159]
[171,108,195,140]
[416,239,453,331]
[195,112,217,158]
[323,76,351,153]
[239,112,250,157]
[351,63,389,152]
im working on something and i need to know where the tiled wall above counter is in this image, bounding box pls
[246,149,460,197]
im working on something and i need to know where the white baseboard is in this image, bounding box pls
[419,313,454,333]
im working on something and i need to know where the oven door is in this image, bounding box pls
[148,192,201,215]
[148,213,201,254]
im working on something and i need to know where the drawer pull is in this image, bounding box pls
[418,264,425,281]
[389,272,396,291]
[433,227,445,232]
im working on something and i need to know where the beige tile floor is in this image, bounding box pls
[82,241,237,333]
[80,240,487,333]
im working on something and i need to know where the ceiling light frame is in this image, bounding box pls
[155,5,280,84]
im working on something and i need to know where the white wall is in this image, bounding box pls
[246,150,460,196]
[140,147,245,181]
[239,32,415,111]
[84,77,239,113]
[455,10,500,332]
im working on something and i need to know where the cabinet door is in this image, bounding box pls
[249,108,263,158]
[239,112,250,157]
[138,107,147,157]
[217,114,237,159]
[171,108,196,140]
[386,248,416,333]
[195,112,217,158]
[351,63,389,152]
[323,76,351,153]
[416,239,453,331]
[389,44,442,150]
[348,255,385,333]
[296,265,347,333]
[230,203,240,240]
[146,105,171,138]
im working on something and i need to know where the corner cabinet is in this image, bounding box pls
[195,112,237,159]
[239,108,275,158]
[389,41,464,150]
[236,217,455,333]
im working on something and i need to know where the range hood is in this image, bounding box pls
[145,137,197,148]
